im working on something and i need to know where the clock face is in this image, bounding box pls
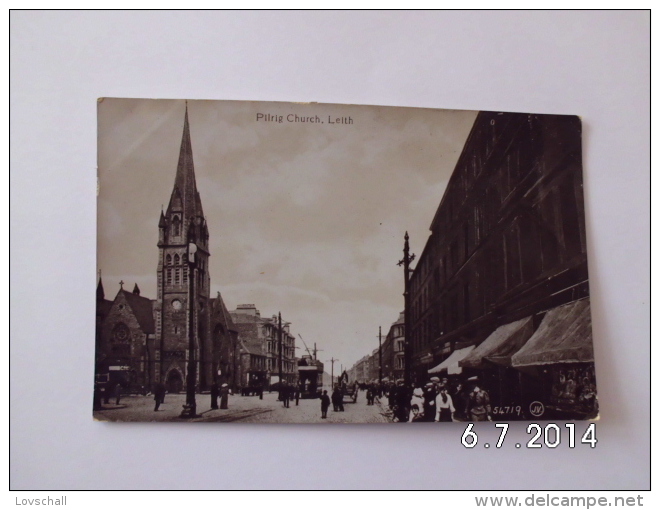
[172,299,182,311]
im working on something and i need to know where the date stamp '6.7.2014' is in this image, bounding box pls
[460,423,597,449]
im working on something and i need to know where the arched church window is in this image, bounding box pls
[111,322,131,357]
[166,254,172,266]
[174,254,180,266]
[175,267,180,284]
[172,215,181,237]
[166,268,172,285]
[182,255,188,282]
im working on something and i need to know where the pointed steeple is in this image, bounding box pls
[133,283,141,296]
[167,102,204,223]
[96,276,105,301]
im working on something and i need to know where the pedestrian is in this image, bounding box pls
[409,387,425,422]
[451,382,468,421]
[466,384,492,421]
[387,383,396,410]
[422,382,437,422]
[258,384,264,400]
[114,382,122,405]
[320,390,330,419]
[210,380,219,410]
[282,382,290,408]
[394,380,409,422]
[294,384,300,406]
[435,386,455,422]
[366,386,374,405]
[331,386,342,412]
[153,381,166,411]
[220,383,230,409]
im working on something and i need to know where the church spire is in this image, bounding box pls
[96,275,105,301]
[168,101,204,222]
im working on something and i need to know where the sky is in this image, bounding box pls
[97,98,477,370]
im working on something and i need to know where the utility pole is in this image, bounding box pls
[327,357,339,387]
[397,231,415,388]
[278,312,283,385]
[378,326,383,384]
[312,343,323,361]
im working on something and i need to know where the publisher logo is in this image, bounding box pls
[529,401,545,417]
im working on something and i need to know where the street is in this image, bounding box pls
[94,389,393,424]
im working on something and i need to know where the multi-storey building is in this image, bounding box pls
[384,312,405,382]
[409,111,596,417]
[230,304,298,389]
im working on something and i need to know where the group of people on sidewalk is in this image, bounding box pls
[410,376,491,422]
[376,376,492,423]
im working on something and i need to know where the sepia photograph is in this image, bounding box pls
[94,98,597,424]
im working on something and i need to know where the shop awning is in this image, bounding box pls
[428,345,475,375]
[511,299,593,368]
[460,317,535,369]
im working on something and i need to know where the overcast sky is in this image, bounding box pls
[97,98,476,369]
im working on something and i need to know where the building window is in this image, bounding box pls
[172,215,181,237]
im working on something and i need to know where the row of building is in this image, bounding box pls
[94,106,300,394]
[346,312,405,385]
[410,111,596,418]
[348,111,597,419]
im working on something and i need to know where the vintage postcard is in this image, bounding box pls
[95,98,598,424]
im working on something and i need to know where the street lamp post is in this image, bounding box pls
[181,223,198,418]
[327,357,339,388]
[397,231,415,388]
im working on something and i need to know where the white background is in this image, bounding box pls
[10,11,650,490]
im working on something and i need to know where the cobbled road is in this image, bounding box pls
[94,389,393,424]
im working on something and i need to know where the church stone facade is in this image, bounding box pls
[95,106,239,393]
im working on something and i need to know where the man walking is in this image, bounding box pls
[282,382,290,408]
[114,382,122,405]
[210,380,219,410]
[331,386,341,412]
[320,390,330,419]
[153,381,166,412]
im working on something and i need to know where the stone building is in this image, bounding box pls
[95,106,238,393]
[383,312,405,382]
[230,304,298,389]
[409,111,596,418]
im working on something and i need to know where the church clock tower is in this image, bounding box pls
[155,103,211,390]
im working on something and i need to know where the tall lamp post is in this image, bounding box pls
[327,357,339,388]
[181,222,198,418]
[397,231,415,388]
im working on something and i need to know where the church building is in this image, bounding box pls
[95,105,239,393]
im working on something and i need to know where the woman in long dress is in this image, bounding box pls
[435,387,455,422]
[220,383,229,409]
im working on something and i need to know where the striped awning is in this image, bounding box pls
[511,299,593,368]
[428,345,476,375]
[460,317,535,369]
